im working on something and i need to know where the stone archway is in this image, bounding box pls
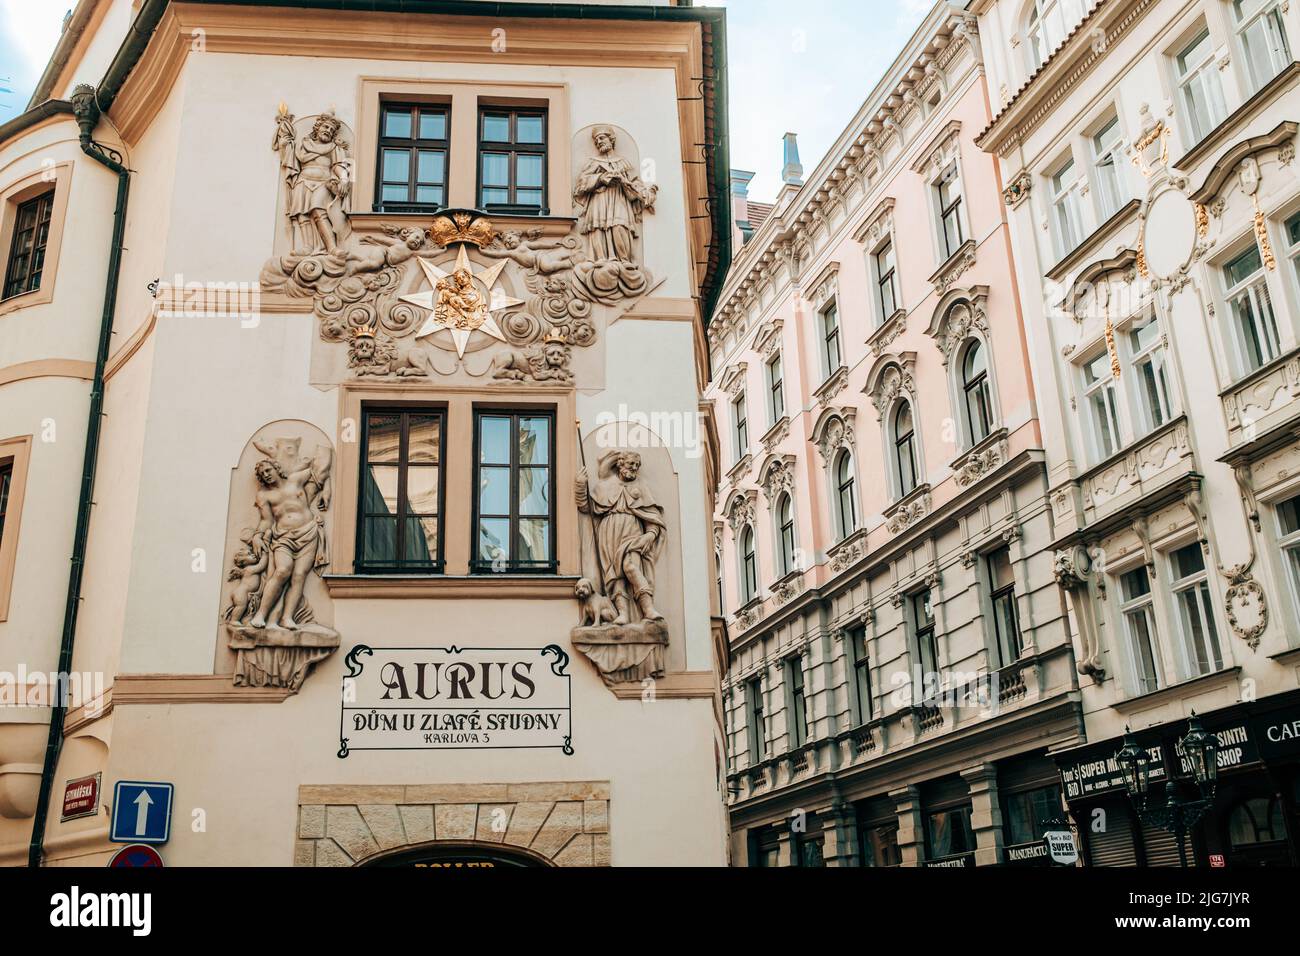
[360,840,555,867]
[295,782,610,867]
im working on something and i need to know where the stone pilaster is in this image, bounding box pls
[890,784,924,867]
[817,800,858,867]
[961,763,1003,867]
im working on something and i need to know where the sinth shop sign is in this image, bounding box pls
[338,644,574,756]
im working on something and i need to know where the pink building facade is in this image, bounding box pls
[706,3,1082,867]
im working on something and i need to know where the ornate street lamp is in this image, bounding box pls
[1115,713,1218,868]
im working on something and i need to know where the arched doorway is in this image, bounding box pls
[360,840,554,868]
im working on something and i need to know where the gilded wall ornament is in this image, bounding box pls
[399,244,523,358]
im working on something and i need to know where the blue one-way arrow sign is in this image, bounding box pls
[110,781,174,844]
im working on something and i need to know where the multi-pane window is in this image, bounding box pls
[473,411,554,573]
[0,461,11,548]
[927,806,976,860]
[1128,314,1173,432]
[835,451,856,539]
[478,108,547,214]
[936,164,965,259]
[851,626,873,725]
[988,547,1022,667]
[860,823,901,867]
[1091,115,1127,220]
[1286,211,1300,301]
[1082,351,1122,460]
[1170,543,1224,677]
[894,401,919,497]
[1050,157,1085,256]
[766,353,785,423]
[1277,495,1300,615]
[1025,0,1085,71]
[777,493,796,577]
[1223,244,1281,374]
[1004,784,1064,847]
[914,589,938,684]
[788,657,809,748]
[2,190,54,300]
[820,301,842,376]
[740,525,758,604]
[875,239,898,320]
[1233,0,1291,93]
[732,391,749,459]
[962,341,993,445]
[1119,566,1163,694]
[1175,28,1228,145]
[358,409,444,572]
[746,676,766,762]
[376,103,449,212]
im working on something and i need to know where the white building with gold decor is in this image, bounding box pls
[976,0,1300,866]
[0,0,731,868]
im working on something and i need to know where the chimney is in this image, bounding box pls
[730,169,755,244]
[781,132,803,187]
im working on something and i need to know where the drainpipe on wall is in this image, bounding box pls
[27,84,131,868]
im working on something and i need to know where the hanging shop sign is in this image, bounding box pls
[1175,717,1259,775]
[1057,740,1167,802]
[1045,829,1079,865]
[337,644,574,757]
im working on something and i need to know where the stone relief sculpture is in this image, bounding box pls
[572,450,669,685]
[273,104,352,255]
[261,107,662,390]
[222,433,339,692]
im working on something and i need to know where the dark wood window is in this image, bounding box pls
[746,676,765,762]
[3,191,54,300]
[962,341,993,445]
[821,301,842,374]
[851,626,872,725]
[358,409,445,573]
[894,401,918,497]
[767,353,784,422]
[1003,784,1063,847]
[375,103,449,213]
[876,240,898,319]
[0,461,12,548]
[732,391,748,459]
[788,656,808,748]
[473,410,554,573]
[777,493,796,576]
[926,805,975,860]
[740,525,758,603]
[988,546,1022,667]
[937,163,965,259]
[835,450,856,540]
[914,589,938,693]
[478,108,547,214]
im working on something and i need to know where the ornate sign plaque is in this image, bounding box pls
[338,645,574,757]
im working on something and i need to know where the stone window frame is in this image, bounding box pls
[855,197,902,332]
[925,285,1004,457]
[295,782,610,867]
[864,352,924,504]
[354,77,572,218]
[0,434,32,621]
[810,406,860,542]
[759,454,798,577]
[0,162,73,318]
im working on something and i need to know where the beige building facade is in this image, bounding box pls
[0,0,732,867]
[707,2,1085,868]
[976,0,1300,865]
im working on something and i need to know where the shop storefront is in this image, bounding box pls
[1054,690,1300,867]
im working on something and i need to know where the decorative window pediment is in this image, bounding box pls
[854,196,896,246]
[926,285,990,365]
[864,351,918,419]
[720,361,748,398]
[754,318,784,358]
[758,454,797,503]
[910,119,962,176]
[726,489,759,534]
[811,407,858,464]
[807,261,841,308]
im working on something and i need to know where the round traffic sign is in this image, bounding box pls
[109,844,164,867]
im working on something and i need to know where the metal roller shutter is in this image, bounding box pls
[1084,799,1139,866]
[1141,820,1192,867]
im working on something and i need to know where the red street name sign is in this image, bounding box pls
[61,773,101,821]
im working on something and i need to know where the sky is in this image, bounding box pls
[0,0,932,200]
